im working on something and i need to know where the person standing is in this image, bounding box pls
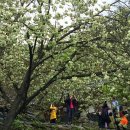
[109,112,115,129]
[101,101,111,129]
[64,94,78,124]
[111,97,120,130]
[97,111,106,130]
[114,111,121,130]
[111,97,119,113]
[119,111,128,130]
[50,103,58,124]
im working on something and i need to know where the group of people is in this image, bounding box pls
[98,97,129,130]
[49,94,78,125]
[49,95,129,130]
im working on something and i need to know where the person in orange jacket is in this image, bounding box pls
[50,103,58,124]
[119,111,128,130]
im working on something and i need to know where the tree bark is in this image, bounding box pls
[2,66,33,130]
[2,60,33,129]
[2,95,23,130]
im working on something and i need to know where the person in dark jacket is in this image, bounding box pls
[101,101,111,129]
[97,111,105,129]
[64,94,78,124]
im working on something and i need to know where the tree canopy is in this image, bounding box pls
[0,0,130,129]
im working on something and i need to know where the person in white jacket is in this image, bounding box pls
[111,97,119,113]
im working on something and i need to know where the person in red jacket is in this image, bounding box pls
[64,94,78,124]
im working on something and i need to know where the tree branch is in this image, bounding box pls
[119,1,130,9]
[32,37,38,55]
[26,51,77,105]
[26,0,35,8]
[60,67,128,80]
[33,43,74,69]
[57,25,81,42]
[47,0,51,15]
[28,44,33,70]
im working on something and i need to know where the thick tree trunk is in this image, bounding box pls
[2,95,23,130]
[2,69,32,130]
[2,42,34,130]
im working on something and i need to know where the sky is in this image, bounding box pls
[27,0,125,27]
[50,0,116,27]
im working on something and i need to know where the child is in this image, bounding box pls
[50,103,58,124]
